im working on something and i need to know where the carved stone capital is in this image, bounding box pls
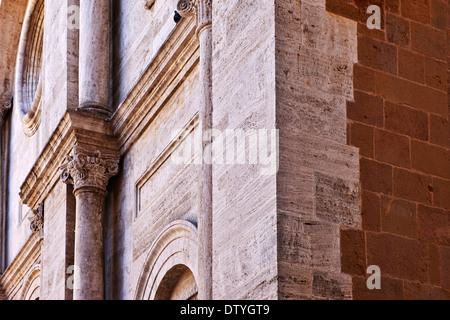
[29,202,44,238]
[60,145,120,195]
[177,0,212,35]
[0,97,13,125]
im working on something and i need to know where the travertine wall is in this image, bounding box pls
[111,0,179,109]
[211,0,278,300]
[327,0,450,299]
[5,0,72,267]
[2,0,448,301]
[40,182,75,300]
[276,0,360,299]
[211,0,360,299]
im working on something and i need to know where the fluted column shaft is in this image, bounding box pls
[79,0,110,114]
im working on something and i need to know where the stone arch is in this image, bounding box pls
[14,0,44,136]
[20,264,41,300]
[135,220,199,300]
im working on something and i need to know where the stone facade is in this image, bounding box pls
[0,0,448,300]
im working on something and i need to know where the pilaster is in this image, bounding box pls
[177,0,213,300]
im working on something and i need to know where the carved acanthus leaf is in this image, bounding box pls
[0,97,13,124]
[60,145,120,193]
[29,202,44,238]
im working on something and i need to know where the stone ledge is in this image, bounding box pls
[19,110,119,211]
[111,15,198,155]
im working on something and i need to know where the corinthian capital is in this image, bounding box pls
[0,97,12,124]
[177,0,212,35]
[29,202,44,238]
[60,145,120,195]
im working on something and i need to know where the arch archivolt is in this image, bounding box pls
[15,0,44,136]
[135,220,199,300]
[20,263,41,300]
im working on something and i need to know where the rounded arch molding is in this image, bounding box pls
[15,0,44,137]
[20,264,41,300]
[135,220,199,300]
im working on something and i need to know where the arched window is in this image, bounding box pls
[154,265,198,300]
[15,0,44,137]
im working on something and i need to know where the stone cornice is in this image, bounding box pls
[19,110,119,211]
[111,12,199,155]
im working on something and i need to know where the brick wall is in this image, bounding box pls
[327,0,450,299]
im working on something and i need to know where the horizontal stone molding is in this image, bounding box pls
[135,112,198,217]
[111,14,199,154]
[19,110,118,211]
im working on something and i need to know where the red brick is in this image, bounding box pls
[367,232,428,282]
[326,0,362,22]
[386,0,400,13]
[349,122,374,157]
[360,158,393,195]
[418,204,450,246]
[352,275,403,300]
[381,197,418,239]
[374,129,410,167]
[386,13,410,47]
[401,0,431,24]
[393,168,433,204]
[347,90,384,126]
[430,0,446,29]
[424,57,448,91]
[411,140,450,179]
[430,114,450,148]
[403,282,450,300]
[358,36,398,74]
[375,71,447,116]
[442,246,450,289]
[411,22,446,60]
[341,228,366,276]
[362,190,381,232]
[398,48,424,84]
[428,243,441,286]
[433,177,450,210]
[353,64,376,93]
[327,0,385,23]
[357,21,385,41]
[384,101,428,140]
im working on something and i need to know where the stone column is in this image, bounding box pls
[0,98,11,273]
[177,0,213,300]
[60,145,119,300]
[78,0,110,114]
